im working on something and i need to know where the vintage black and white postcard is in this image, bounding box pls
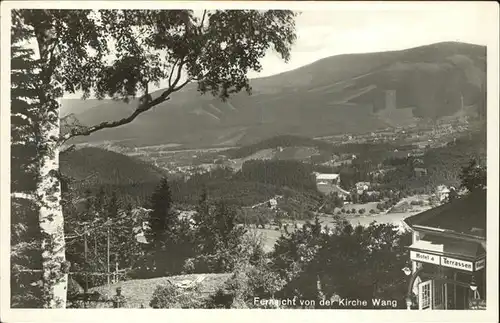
[0,1,498,322]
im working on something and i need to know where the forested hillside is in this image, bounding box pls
[60,147,167,185]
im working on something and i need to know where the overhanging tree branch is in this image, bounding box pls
[199,10,207,31]
[168,57,185,88]
[61,87,174,142]
[62,55,193,143]
[168,58,181,88]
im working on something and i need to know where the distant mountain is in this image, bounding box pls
[62,41,486,148]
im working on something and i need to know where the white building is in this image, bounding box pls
[314,173,341,185]
[355,181,371,193]
[436,185,452,202]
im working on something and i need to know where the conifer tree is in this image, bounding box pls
[146,178,177,274]
[11,28,45,307]
[10,8,296,307]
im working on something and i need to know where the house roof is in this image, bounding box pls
[316,173,339,180]
[409,235,486,260]
[404,189,486,238]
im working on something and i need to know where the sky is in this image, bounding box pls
[58,2,490,98]
[246,4,488,79]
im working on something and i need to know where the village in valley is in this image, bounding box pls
[119,115,479,247]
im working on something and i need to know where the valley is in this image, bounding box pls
[60,116,486,246]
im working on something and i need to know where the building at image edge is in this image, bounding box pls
[403,188,486,310]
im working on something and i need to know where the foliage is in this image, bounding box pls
[238,159,317,191]
[190,198,248,273]
[270,220,411,308]
[149,282,204,308]
[317,192,344,214]
[331,131,486,195]
[204,230,284,308]
[237,207,275,228]
[60,147,167,187]
[459,158,486,192]
[206,264,287,309]
[63,186,146,288]
[193,213,276,309]
[171,174,320,209]
[10,26,44,307]
[12,8,296,307]
[144,178,196,276]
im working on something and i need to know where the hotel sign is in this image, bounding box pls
[411,251,485,272]
[475,258,486,271]
[410,251,440,265]
[441,257,473,271]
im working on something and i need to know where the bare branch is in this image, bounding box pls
[168,58,181,88]
[62,53,189,143]
[200,10,207,30]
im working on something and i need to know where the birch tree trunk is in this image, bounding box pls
[36,105,68,308]
[34,20,69,307]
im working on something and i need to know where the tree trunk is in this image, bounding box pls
[32,18,69,308]
[36,111,68,308]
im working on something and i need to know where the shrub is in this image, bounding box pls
[150,282,203,308]
[205,288,234,309]
[150,283,181,308]
[346,210,351,214]
[369,209,376,214]
[358,208,366,215]
[205,265,286,309]
[182,258,196,274]
[67,276,84,299]
[341,209,346,213]
[351,208,356,213]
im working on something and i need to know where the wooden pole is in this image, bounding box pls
[84,231,88,309]
[107,227,110,285]
[454,272,457,309]
[84,232,88,293]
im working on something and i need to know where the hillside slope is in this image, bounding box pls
[60,147,167,186]
[88,273,232,308]
[62,42,486,148]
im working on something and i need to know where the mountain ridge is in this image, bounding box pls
[62,41,486,148]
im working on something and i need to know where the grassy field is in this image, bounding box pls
[89,273,232,308]
[254,228,283,253]
[346,211,417,228]
[256,206,428,252]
